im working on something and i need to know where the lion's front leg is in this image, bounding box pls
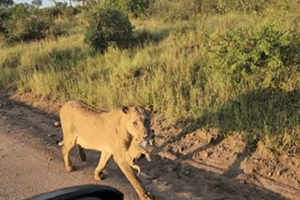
[114,156,151,200]
[94,151,112,181]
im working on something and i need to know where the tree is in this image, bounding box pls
[0,0,14,7]
[31,0,42,7]
[50,0,57,6]
[23,2,34,10]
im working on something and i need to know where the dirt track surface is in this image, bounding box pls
[0,92,300,200]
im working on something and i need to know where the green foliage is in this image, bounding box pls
[4,4,52,43]
[0,0,13,7]
[5,16,51,42]
[84,8,133,51]
[147,0,200,21]
[98,0,151,17]
[217,0,269,13]
[42,6,62,19]
[0,4,64,43]
[127,0,151,17]
[32,0,42,7]
[54,3,80,21]
[0,6,10,33]
[208,23,300,87]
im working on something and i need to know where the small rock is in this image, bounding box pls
[184,170,190,176]
[54,121,60,127]
[200,151,208,159]
[48,157,53,161]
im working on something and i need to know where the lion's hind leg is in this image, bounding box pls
[61,135,77,172]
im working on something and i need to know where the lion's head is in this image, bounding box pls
[122,105,154,143]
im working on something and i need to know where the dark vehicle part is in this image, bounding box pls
[25,185,123,200]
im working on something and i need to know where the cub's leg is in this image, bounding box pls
[77,145,86,161]
[126,152,141,175]
[94,151,112,181]
[114,156,151,200]
[61,138,76,172]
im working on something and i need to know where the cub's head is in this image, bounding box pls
[122,105,154,142]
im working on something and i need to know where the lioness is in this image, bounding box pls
[58,100,153,200]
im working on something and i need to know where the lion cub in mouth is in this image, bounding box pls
[127,139,152,175]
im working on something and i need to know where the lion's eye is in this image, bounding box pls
[133,121,138,126]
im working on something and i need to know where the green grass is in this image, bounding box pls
[1,0,300,154]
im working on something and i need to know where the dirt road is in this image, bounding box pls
[0,92,299,200]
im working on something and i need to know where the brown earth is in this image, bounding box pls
[1,91,300,200]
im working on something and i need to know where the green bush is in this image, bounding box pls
[127,0,152,17]
[147,0,200,21]
[84,8,133,51]
[5,16,52,42]
[97,0,151,17]
[42,7,62,19]
[208,23,300,88]
[3,4,53,43]
[217,0,269,13]
[0,6,10,33]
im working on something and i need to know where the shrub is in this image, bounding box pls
[3,4,53,43]
[42,7,62,19]
[147,0,200,21]
[208,23,300,88]
[84,8,133,51]
[97,0,151,17]
[5,15,52,42]
[217,0,269,13]
[127,0,152,17]
[0,6,10,33]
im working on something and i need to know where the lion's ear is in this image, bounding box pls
[145,105,153,114]
[122,106,129,114]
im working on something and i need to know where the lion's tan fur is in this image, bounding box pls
[59,100,153,200]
